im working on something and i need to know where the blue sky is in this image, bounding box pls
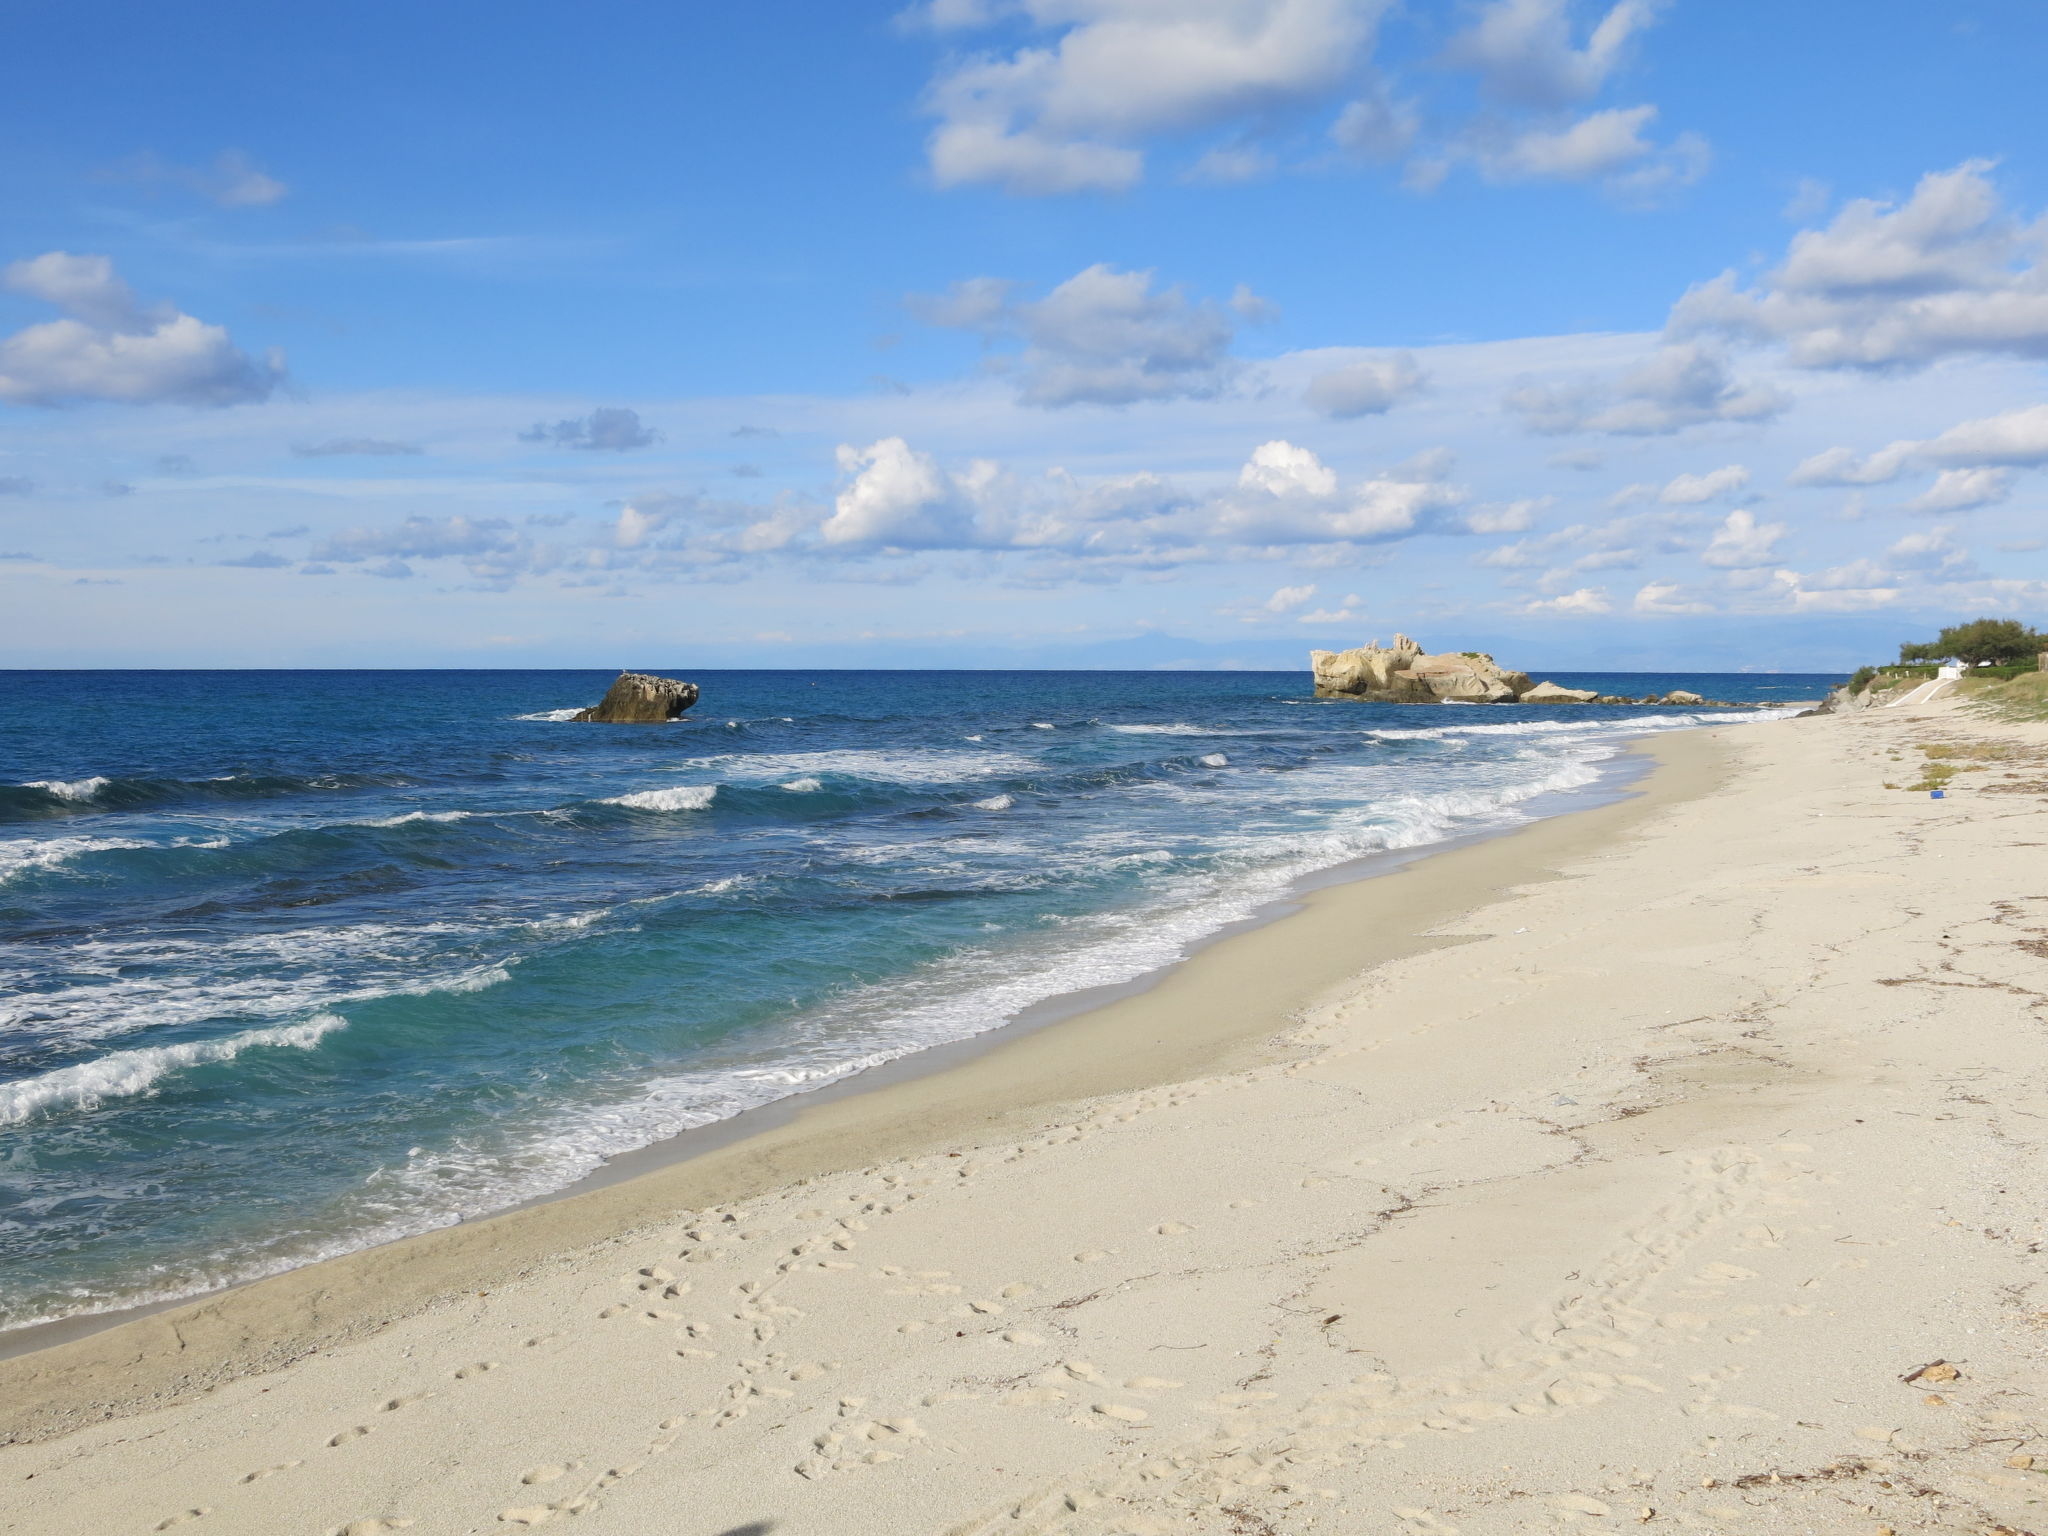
[2,0,2045,669]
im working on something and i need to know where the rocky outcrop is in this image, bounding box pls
[572,672,700,723]
[1312,635,1740,706]
[1312,635,1535,703]
[1519,680,1599,704]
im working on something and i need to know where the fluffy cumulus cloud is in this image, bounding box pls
[910,0,1699,200]
[1301,350,1424,417]
[1476,509,1701,592]
[1902,466,2011,513]
[914,264,1261,406]
[1699,508,1786,568]
[1671,160,2048,369]
[1788,403,2048,509]
[918,0,1385,194]
[1523,585,1612,614]
[1215,439,1468,543]
[1656,464,1750,504]
[1504,342,1783,435]
[264,431,1517,592]
[1918,403,2048,466]
[1443,0,1657,108]
[1631,580,1712,614]
[1472,105,1706,194]
[0,252,284,407]
[519,407,661,451]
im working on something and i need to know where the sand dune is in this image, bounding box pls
[3,698,2044,1535]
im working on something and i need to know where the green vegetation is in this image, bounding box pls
[1961,670,2048,723]
[1899,617,2047,668]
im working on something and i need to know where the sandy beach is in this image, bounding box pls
[4,697,2045,1536]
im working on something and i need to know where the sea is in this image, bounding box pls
[0,668,1836,1335]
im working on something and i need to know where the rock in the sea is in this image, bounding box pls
[1312,634,1530,703]
[571,671,700,723]
[1660,690,1704,706]
[1518,680,1599,704]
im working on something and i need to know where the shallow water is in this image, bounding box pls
[0,668,1831,1329]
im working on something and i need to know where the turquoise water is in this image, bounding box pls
[0,668,1829,1330]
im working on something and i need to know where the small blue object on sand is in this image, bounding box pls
[1931,789,1945,798]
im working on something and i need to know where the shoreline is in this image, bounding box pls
[0,726,1721,1441]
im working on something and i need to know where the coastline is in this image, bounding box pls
[0,727,1720,1440]
[10,697,2043,1536]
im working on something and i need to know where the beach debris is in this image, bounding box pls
[1903,1359,1960,1384]
[570,671,699,723]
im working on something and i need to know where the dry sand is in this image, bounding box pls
[3,699,2045,1535]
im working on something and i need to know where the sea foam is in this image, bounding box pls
[22,776,112,802]
[602,785,719,812]
[0,1014,349,1126]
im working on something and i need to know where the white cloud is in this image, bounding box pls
[0,252,284,407]
[928,122,1142,194]
[1263,582,1317,612]
[1671,160,2048,369]
[1786,442,1915,486]
[1443,0,1661,109]
[1476,509,1693,573]
[1478,105,1656,182]
[1754,568,1898,612]
[1524,586,1612,614]
[1217,439,1468,543]
[1657,464,1749,503]
[1463,498,1542,534]
[921,0,1385,194]
[1918,403,2048,466]
[1632,580,1712,614]
[1699,508,1786,568]
[1301,351,1425,417]
[1903,466,2010,513]
[1504,342,1783,435]
[1238,439,1338,498]
[914,263,1254,406]
[823,437,982,546]
[1885,526,1979,578]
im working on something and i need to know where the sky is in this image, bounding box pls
[2,0,2046,671]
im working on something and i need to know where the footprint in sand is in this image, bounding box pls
[1152,1222,1194,1236]
[381,1392,432,1412]
[454,1361,502,1379]
[239,1461,302,1483]
[333,1522,413,1536]
[520,1465,571,1485]
[155,1512,210,1530]
[328,1426,371,1447]
[497,1506,556,1526]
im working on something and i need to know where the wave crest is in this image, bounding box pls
[601,785,719,812]
[0,1014,349,1127]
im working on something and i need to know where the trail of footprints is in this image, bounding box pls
[149,1080,1243,1533]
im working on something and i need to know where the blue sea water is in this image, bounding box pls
[0,668,1835,1331]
